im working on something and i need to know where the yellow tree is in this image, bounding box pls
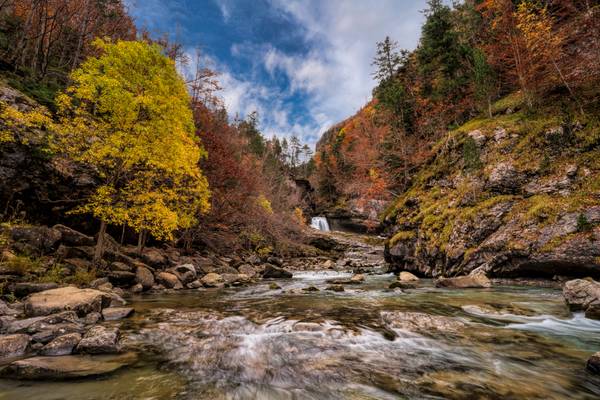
[54,39,210,262]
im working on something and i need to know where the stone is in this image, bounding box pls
[130,283,143,293]
[83,312,102,325]
[468,129,486,146]
[399,271,419,282]
[261,264,293,279]
[381,311,466,334]
[237,264,256,277]
[52,225,95,246]
[110,261,132,272]
[302,286,319,292]
[168,264,196,284]
[0,299,19,316]
[10,282,59,298]
[266,256,283,267]
[24,287,111,317]
[141,248,167,268]
[0,334,30,358]
[245,254,261,265]
[89,277,109,289]
[107,271,136,286]
[187,280,203,289]
[494,127,508,142]
[76,325,120,354]
[585,304,600,320]
[102,307,134,321]
[487,162,520,193]
[7,311,80,334]
[563,279,600,311]
[350,274,365,283]
[10,225,62,254]
[587,352,600,374]
[135,266,155,290]
[96,282,114,292]
[435,273,492,289]
[200,272,223,288]
[389,281,416,289]
[323,260,335,269]
[156,272,182,289]
[40,332,81,356]
[269,282,281,290]
[325,284,344,292]
[0,352,137,380]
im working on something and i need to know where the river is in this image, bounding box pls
[2,269,600,399]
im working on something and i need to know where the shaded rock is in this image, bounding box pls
[262,264,293,279]
[269,282,281,290]
[156,272,182,290]
[52,225,94,246]
[107,271,136,286]
[10,225,62,254]
[102,307,134,321]
[585,304,600,320]
[435,273,491,289]
[187,280,203,289]
[325,284,344,292]
[63,258,93,272]
[168,264,196,284]
[587,352,600,374]
[10,282,59,298]
[563,279,600,311]
[130,283,143,293]
[141,248,167,268]
[309,235,338,251]
[135,266,154,290]
[40,332,81,356]
[110,261,132,272]
[266,256,283,267]
[24,287,111,317]
[7,311,79,334]
[302,286,319,292]
[245,254,261,265]
[237,264,257,277]
[487,162,521,193]
[0,300,19,317]
[0,352,137,380]
[200,272,223,288]
[89,278,109,289]
[399,271,419,282]
[0,333,30,358]
[389,281,416,289]
[76,325,120,354]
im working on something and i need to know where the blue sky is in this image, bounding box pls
[127,0,428,148]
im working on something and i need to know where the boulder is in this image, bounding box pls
[323,260,335,269]
[168,264,196,284]
[40,332,81,356]
[0,352,137,380]
[107,271,136,286]
[130,283,143,293]
[110,262,132,272]
[0,333,30,358]
[76,325,120,354]
[302,286,319,292]
[468,129,487,146]
[563,279,600,312]
[389,281,417,289]
[6,311,80,334]
[141,248,167,268]
[89,278,109,289]
[10,225,62,254]
[237,264,257,277]
[10,282,59,298]
[52,225,95,246]
[24,287,111,317]
[325,284,344,292]
[135,266,155,290]
[156,272,182,289]
[245,254,262,265]
[269,282,281,290]
[587,352,600,374]
[83,312,102,325]
[350,274,365,283]
[200,272,223,288]
[381,311,466,334]
[399,271,419,282]
[101,307,134,321]
[261,264,293,279]
[435,273,491,289]
[266,256,283,267]
[487,162,521,193]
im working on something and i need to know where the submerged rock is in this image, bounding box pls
[381,311,466,335]
[24,287,111,317]
[435,273,491,289]
[0,334,30,358]
[0,352,137,380]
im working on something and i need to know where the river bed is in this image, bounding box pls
[1,271,600,399]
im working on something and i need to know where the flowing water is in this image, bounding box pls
[2,272,600,399]
[310,217,330,232]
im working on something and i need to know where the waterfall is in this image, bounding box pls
[311,217,330,232]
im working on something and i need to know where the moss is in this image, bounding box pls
[2,255,42,276]
[491,92,524,115]
[389,231,415,247]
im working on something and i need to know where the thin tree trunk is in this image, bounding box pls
[94,220,107,263]
[137,230,147,254]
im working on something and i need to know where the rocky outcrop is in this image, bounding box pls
[435,273,491,289]
[384,120,600,279]
[24,287,111,317]
[562,279,600,316]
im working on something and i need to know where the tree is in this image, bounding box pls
[372,36,402,82]
[54,39,210,261]
[472,47,496,117]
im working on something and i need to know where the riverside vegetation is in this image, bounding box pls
[1,1,600,399]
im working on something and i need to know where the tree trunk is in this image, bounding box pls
[137,230,147,255]
[94,220,107,263]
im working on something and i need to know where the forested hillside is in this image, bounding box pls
[313,0,600,277]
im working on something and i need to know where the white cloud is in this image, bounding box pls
[213,0,232,22]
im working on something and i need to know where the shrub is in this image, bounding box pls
[577,213,592,232]
[463,136,482,172]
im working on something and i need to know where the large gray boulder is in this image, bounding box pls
[563,279,600,311]
[24,287,111,317]
[135,266,155,290]
[0,334,30,358]
[10,225,62,254]
[40,332,81,356]
[76,325,120,354]
[261,264,293,279]
[52,224,95,246]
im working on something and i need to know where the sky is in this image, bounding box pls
[126,0,428,148]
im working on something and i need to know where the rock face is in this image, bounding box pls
[76,326,120,354]
[24,287,111,317]
[562,279,600,312]
[435,273,492,289]
[0,352,137,380]
[0,334,30,358]
[383,120,600,279]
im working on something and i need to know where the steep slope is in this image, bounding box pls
[383,95,600,278]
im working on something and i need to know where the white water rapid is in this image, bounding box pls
[311,216,330,231]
